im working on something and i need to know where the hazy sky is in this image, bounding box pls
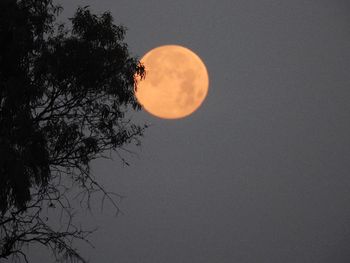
[32,0,350,262]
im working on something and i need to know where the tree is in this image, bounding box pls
[0,0,145,261]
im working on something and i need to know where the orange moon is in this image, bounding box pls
[135,45,209,119]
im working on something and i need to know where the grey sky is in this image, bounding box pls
[32,0,350,262]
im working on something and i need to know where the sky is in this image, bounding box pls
[31,0,350,262]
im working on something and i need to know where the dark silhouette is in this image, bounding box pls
[0,0,145,261]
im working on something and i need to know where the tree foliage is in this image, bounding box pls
[0,0,145,261]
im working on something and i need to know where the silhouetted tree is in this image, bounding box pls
[0,0,145,261]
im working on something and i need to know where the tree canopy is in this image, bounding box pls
[0,0,145,261]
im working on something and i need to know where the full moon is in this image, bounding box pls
[135,45,209,119]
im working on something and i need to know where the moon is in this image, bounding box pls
[135,45,209,119]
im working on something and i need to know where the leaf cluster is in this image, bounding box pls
[0,0,145,261]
